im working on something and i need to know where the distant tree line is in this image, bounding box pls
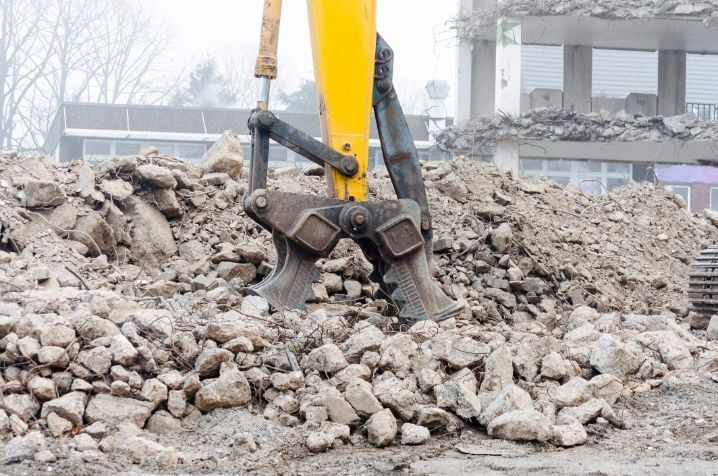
[0,0,427,152]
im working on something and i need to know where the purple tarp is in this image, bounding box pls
[655,165,718,184]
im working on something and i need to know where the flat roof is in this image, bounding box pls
[43,103,435,154]
[475,16,718,54]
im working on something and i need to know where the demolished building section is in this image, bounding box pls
[436,108,718,153]
[456,0,718,38]
[1,139,718,470]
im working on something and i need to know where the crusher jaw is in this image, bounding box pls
[243,36,466,324]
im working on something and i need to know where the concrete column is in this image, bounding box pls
[494,17,521,173]
[471,40,496,116]
[658,50,687,116]
[455,0,476,127]
[563,45,592,113]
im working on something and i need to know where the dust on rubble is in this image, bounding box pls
[0,144,717,474]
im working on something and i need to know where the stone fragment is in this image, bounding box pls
[150,188,182,218]
[434,381,482,420]
[340,324,385,357]
[366,409,397,447]
[40,325,75,348]
[373,375,416,420]
[540,352,574,381]
[400,423,430,445]
[344,378,383,416]
[306,431,334,453]
[3,431,46,460]
[590,374,623,405]
[141,378,168,409]
[429,333,489,368]
[479,384,533,426]
[708,316,718,340]
[126,196,178,265]
[72,433,99,452]
[85,394,154,427]
[167,390,187,418]
[72,212,115,256]
[47,412,73,437]
[479,345,514,393]
[138,164,177,189]
[195,348,234,377]
[551,422,588,447]
[490,223,513,253]
[557,398,606,425]
[27,377,56,401]
[306,344,348,373]
[3,394,40,422]
[319,394,360,426]
[194,363,251,412]
[552,378,595,408]
[201,131,244,179]
[487,409,552,442]
[100,432,181,464]
[100,179,134,201]
[146,410,182,434]
[19,180,65,207]
[415,405,464,433]
[110,334,139,366]
[590,334,643,379]
[78,347,112,376]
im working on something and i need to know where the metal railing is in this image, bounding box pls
[686,103,718,121]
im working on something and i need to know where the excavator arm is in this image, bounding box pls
[244,0,465,323]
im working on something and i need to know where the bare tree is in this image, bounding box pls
[222,49,258,109]
[0,0,61,149]
[1,0,181,151]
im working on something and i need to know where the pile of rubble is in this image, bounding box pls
[456,0,718,38]
[1,139,718,470]
[435,109,718,155]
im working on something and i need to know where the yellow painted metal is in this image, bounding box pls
[306,0,377,201]
[255,0,283,79]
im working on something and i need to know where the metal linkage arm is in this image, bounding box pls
[248,110,359,192]
[372,34,432,236]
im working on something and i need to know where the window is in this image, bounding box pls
[546,159,571,172]
[666,185,691,209]
[607,177,629,192]
[177,144,206,160]
[115,142,141,156]
[84,140,111,156]
[711,188,718,211]
[519,159,632,195]
[520,159,542,172]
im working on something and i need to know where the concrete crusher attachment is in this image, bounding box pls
[243,0,466,323]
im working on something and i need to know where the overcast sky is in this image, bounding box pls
[150,0,459,114]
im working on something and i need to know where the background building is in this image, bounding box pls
[454,0,718,212]
[43,102,446,169]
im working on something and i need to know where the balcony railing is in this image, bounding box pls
[686,102,718,121]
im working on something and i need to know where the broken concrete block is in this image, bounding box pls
[366,408,397,447]
[487,409,552,442]
[138,164,177,189]
[201,131,244,179]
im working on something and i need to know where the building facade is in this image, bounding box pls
[455,0,718,213]
[43,103,445,169]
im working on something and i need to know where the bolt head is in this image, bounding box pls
[343,142,351,151]
[353,214,366,225]
[255,196,268,209]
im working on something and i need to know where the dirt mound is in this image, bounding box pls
[0,150,717,472]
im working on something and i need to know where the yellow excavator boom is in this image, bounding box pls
[306,0,377,202]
